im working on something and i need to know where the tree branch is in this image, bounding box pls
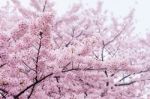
[101,40,105,61]
[116,78,150,87]
[0,88,8,94]
[22,61,36,72]
[35,32,43,81]
[27,81,36,99]
[0,88,8,99]
[0,63,6,68]
[62,67,106,73]
[119,69,150,82]
[42,0,47,12]
[115,81,136,86]
[13,73,53,99]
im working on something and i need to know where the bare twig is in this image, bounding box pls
[22,61,36,72]
[119,69,150,82]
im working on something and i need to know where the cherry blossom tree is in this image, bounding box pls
[0,0,149,99]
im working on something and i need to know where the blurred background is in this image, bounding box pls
[0,0,149,37]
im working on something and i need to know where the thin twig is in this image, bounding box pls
[22,61,36,72]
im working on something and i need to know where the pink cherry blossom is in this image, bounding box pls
[0,0,149,99]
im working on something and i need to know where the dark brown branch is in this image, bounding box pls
[35,32,43,81]
[101,40,105,61]
[62,67,106,73]
[0,63,6,68]
[119,74,132,82]
[62,68,81,73]
[54,76,61,95]
[27,83,35,99]
[85,68,106,71]
[65,40,73,47]
[0,88,8,99]
[119,69,150,82]
[42,0,47,12]
[54,76,60,83]
[13,32,45,99]
[75,24,89,38]
[65,27,76,47]
[101,41,108,83]
[0,92,6,99]
[13,73,53,99]
[105,33,122,46]
[116,78,150,87]
[0,88,8,94]
[115,81,136,86]
[104,22,127,47]
[22,61,36,72]
[26,32,43,98]
[75,30,83,38]
[79,78,94,88]
[84,92,87,98]
[61,62,71,71]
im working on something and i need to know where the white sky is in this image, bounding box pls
[0,0,149,36]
